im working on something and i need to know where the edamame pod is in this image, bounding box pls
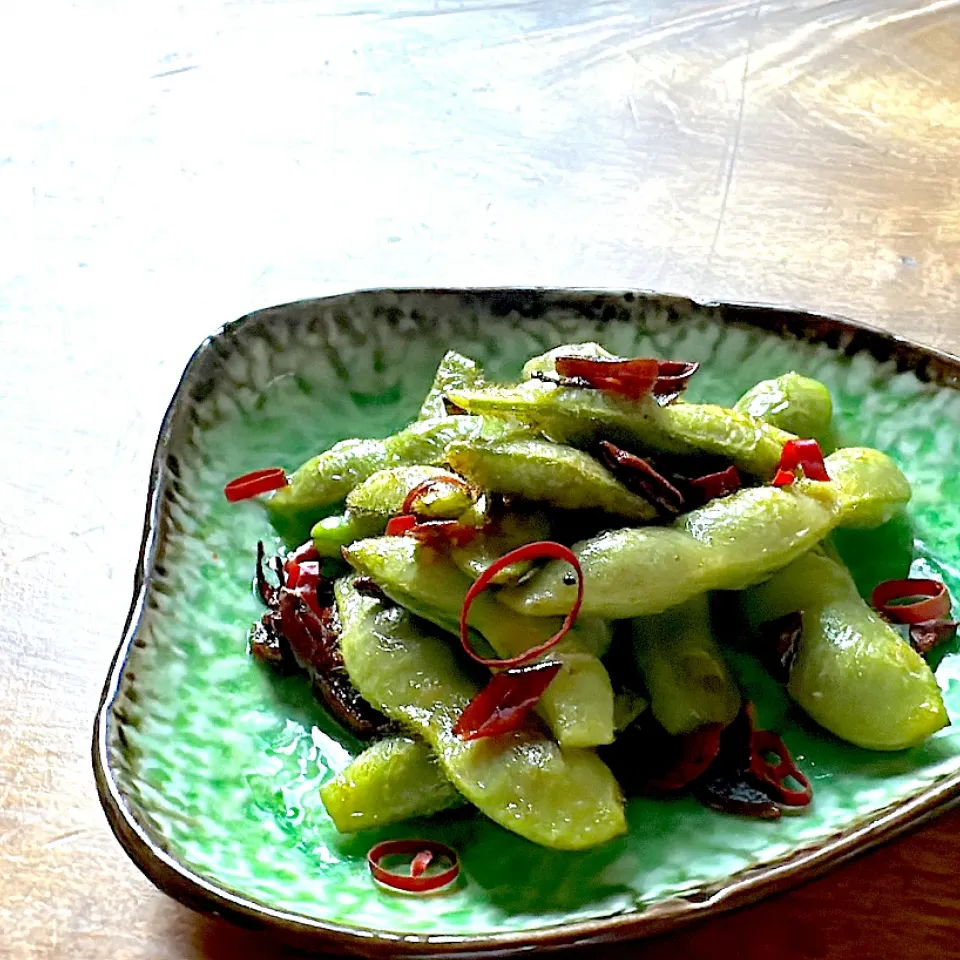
[742,549,948,750]
[451,507,552,585]
[342,536,616,747]
[335,579,626,849]
[735,372,834,443]
[418,350,483,420]
[500,448,906,618]
[268,416,526,544]
[347,465,472,520]
[448,380,793,477]
[446,438,657,520]
[311,512,383,558]
[630,594,740,735]
[320,736,464,832]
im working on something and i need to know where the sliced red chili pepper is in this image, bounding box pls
[368,840,460,894]
[459,542,584,668]
[554,356,659,400]
[773,438,830,486]
[652,361,700,395]
[598,441,685,516]
[224,467,288,502]
[453,661,562,741]
[401,476,474,517]
[386,514,479,548]
[643,723,724,793]
[872,578,951,624]
[688,465,741,504]
[286,560,322,591]
[409,519,479,548]
[409,849,434,879]
[386,514,418,537]
[748,727,812,807]
[771,468,796,488]
[287,541,320,565]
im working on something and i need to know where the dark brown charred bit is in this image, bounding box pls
[757,611,803,684]
[909,619,958,656]
[598,441,685,517]
[353,576,390,601]
[696,774,781,819]
[248,616,296,674]
[276,589,394,738]
[250,544,394,739]
[272,554,286,588]
[255,541,278,607]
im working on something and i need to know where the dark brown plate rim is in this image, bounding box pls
[93,287,960,958]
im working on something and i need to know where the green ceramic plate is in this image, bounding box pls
[94,290,960,957]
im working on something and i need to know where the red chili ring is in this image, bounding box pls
[224,467,289,502]
[368,840,460,894]
[386,514,418,537]
[653,360,700,395]
[459,541,584,669]
[401,476,475,517]
[748,728,812,807]
[871,578,951,625]
[772,438,830,486]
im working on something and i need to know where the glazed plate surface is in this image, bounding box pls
[95,290,960,957]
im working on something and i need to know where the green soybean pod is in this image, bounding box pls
[741,549,947,751]
[320,736,464,833]
[334,579,626,850]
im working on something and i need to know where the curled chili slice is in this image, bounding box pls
[453,661,563,741]
[598,441,685,516]
[688,465,741,504]
[287,541,320,565]
[224,467,288,502]
[748,727,812,807]
[386,513,478,548]
[554,356,659,400]
[772,438,830,486]
[368,840,460,894]
[409,520,479,548]
[459,541,584,668]
[286,560,322,591]
[401,476,475,517]
[409,849,434,879]
[386,514,418,537]
[652,361,700,396]
[771,468,796,488]
[872,578,951,624]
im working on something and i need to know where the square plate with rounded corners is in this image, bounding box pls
[94,289,960,958]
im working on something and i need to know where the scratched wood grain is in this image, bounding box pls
[2,0,960,957]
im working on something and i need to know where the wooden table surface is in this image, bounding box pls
[3,1,960,957]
